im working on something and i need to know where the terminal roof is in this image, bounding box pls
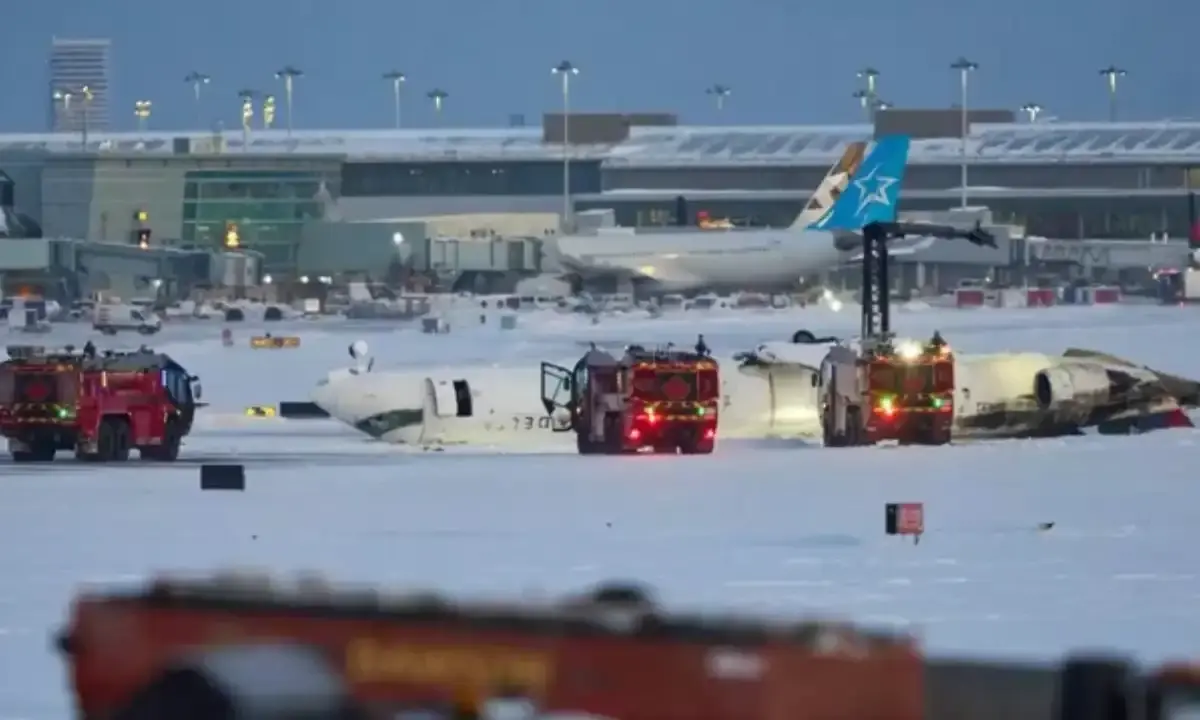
[5,122,1200,165]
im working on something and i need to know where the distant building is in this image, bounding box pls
[48,37,112,133]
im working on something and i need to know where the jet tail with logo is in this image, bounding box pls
[788,141,867,229]
[807,135,910,232]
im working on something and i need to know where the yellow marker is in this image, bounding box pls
[244,406,277,417]
[249,336,300,349]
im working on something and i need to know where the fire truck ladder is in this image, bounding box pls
[859,220,998,339]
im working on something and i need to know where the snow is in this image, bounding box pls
[3,306,1200,718]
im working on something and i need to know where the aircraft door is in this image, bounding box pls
[540,362,574,412]
[429,380,460,418]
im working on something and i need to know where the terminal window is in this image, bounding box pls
[341,160,601,196]
[180,169,336,273]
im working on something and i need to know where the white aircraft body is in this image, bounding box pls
[311,338,1198,449]
[549,136,920,292]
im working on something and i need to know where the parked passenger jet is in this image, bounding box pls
[309,336,1199,450]
[548,135,911,292]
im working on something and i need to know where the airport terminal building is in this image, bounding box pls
[2,110,1199,284]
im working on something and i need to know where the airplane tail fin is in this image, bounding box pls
[807,135,911,232]
[789,141,866,229]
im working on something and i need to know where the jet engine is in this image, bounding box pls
[1034,364,1114,412]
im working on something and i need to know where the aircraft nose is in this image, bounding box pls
[310,370,357,424]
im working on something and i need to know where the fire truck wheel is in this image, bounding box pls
[576,432,597,455]
[110,419,131,462]
[142,419,182,462]
[845,406,864,446]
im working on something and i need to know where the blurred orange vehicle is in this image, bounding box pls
[59,576,924,720]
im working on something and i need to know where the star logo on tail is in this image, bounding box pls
[852,164,898,216]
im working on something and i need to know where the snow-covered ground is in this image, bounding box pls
[2,305,1199,718]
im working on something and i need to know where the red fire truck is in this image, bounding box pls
[0,345,201,462]
[541,345,720,454]
[819,333,954,447]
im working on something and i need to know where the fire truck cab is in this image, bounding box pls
[541,345,720,454]
[819,333,954,447]
[0,345,200,462]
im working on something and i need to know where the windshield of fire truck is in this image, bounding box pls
[868,360,950,394]
[630,365,719,403]
[0,366,77,405]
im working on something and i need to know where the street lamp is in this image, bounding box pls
[1020,102,1044,123]
[857,67,880,97]
[274,65,303,136]
[1098,65,1127,122]
[950,57,979,208]
[552,61,579,231]
[68,85,95,148]
[706,84,731,112]
[852,90,872,120]
[184,72,211,126]
[134,100,152,132]
[238,89,258,150]
[52,89,73,132]
[426,88,448,119]
[383,70,407,129]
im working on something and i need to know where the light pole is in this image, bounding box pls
[262,95,276,129]
[1020,102,1043,123]
[426,89,448,120]
[134,100,152,132]
[552,61,579,230]
[238,89,258,150]
[1098,65,1127,122]
[184,72,210,127]
[383,70,406,128]
[274,66,303,136]
[52,89,73,132]
[950,57,979,208]
[76,85,94,148]
[706,84,731,112]
[857,67,880,120]
[853,90,872,120]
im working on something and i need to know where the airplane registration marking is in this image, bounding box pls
[497,415,571,431]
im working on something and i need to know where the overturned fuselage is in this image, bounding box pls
[310,339,1199,449]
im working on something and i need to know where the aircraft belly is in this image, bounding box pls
[951,353,1060,437]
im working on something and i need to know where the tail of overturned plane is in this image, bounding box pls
[806,135,911,232]
[788,141,867,229]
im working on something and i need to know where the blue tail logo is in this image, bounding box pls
[808,135,910,231]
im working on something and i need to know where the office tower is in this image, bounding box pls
[48,37,112,132]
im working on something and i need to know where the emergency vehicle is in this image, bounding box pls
[58,574,921,720]
[540,344,719,454]
[0,345,200,462]
[819,333,954,447]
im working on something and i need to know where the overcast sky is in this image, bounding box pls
[2,0,1192,133]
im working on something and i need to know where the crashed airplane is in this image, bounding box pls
[309,335,1199,449]
[737,332,1200,439]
